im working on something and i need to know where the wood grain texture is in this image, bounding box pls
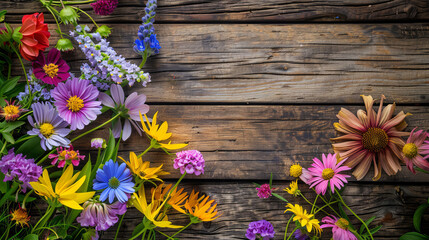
[91,181,429,239]
[2,0,429,23]
[70,104,429,182]
[10,23,429,104]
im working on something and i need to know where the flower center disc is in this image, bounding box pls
[335,218,349,230]
[40,123,55,138]
[4,105,20,115]
[66,96,84,112]
[403,143,418,159]
[43,63,59,78]
[290,164,303,177]
[108,177,120,189]
[362,127,388,152]
[322,168,335,180]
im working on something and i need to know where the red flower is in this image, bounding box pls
[18,13,50,61]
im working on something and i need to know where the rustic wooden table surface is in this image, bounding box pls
[3,0,429,239]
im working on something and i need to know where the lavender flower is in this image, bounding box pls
[77,199,126,230]
[98,84,149,141]
[17,68,58,105]
[27,102,72,150]
[173,150,205,175]
[134,0,161,58]
[0,149,42,192]
[245,220,275,240]
[256,184,272,199]
[70,26,150,89]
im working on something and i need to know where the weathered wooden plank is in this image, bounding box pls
[71,105,429,182]
[93,182,429,239]
[2,0,429,23]
[10,23,429,104]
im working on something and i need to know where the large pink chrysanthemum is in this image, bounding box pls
[331,95,411,181]
[401,128,429,173]
[321,215,357,240]
[308,153,351,195]
[51,78,102,130]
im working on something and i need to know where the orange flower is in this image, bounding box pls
[151,184,188,214]
[0,100,26,121]
[184,190,220,222]
[11,205,30,227]
[19,13,50,61]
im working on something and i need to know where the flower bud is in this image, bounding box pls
[59,6,79,25]
[91,138,107,149]
[12,27,23,43]
[96,25,112,38]
[55,38,74,52]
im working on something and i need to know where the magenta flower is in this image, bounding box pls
[76,199,126,231]
[0,149,42,193]
[256,184,272,199]
[245,219,275,240]
[98,84,149,141]
[91,0,118,15]
[321,215,357,240]
[401,128,429,173]
[32,48,70,86]
[308,153,351,195]
[52,78,102,130]
[48,145,85,168]
[173,150,205,175]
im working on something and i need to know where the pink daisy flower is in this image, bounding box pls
[32,48,70,86]
[51,78,102,130]
[321,215,357,240]
[308,153,351,195]
[256,184,272,199]
[49,145,85,168]
[401,128,429,173]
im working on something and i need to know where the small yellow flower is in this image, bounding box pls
[11,206,30,227]
[284,180,300,196]
[119,152,169,181]
[139,111,188,150]
[30,165,95,210]
[290,163,303,178]
[183,190,220,222]
[132,185,183,229]
[285,203,321,234]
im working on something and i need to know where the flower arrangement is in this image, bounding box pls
[0,1,220,239]
[250,95,429,240]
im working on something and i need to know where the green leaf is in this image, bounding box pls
[2,121,25,132]
[0,10,6,22]
[0,76,19,94]
[338,202,354,230]
[0,172,8,193]
[272,193,288,202]
[102,129,116,164]
[414,203,429,232]
[2,132,14,143]
[370,225,383,234]
[16,137,45,159]
[132,221,146,237]
[269,172,273,188]
[23,234,39,240]
[359,216,376,234]
[400,232,429,240]
[5,82,25,98]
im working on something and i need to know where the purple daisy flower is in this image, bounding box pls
[173,150,205,175]
[51,78,102,130]
[32,48,70,86]
[98,84,149,141]
[0,149,42,193]
[76,199,127,231]
[27,102,71,150]
[93,159,135,203]
[245,219,275,240]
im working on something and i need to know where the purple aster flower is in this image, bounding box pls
[91,0,118,15]
[173,150,205,175]
[76,199,127,231]
[93,159,135,203]
[27,102,71,150]
[51,78,102,130]
[294,229,310,240]
[0,149,42,193]
[256,184,272,199]
[245,219,275,240]
[32,48,70,86]
[91,138,106,149]
[98,84,149,141]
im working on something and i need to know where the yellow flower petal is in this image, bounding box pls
[59,199,84,210]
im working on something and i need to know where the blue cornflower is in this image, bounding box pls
[93,159,135,203]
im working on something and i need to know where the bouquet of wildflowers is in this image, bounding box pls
[248,95,429,240]
[0,1,219,239]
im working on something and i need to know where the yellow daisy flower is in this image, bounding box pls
[10,206,30,227]
[285,203,322,234]
[284,180,300,196]
[29,165,95,210]
[119,151,169,181]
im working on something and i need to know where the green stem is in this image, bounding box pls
[298,192,331,216]
[22,189,34,209]
[17,110,33,120]
[72,7,99,28]
[51,0,96,4]
[314,200,340,215]
[37,148,56,165]
[335,189,373,240]
[139,52,148,69]
[114,213,126,240]
[137,144,153,158]
[46,5,63,38]
[169,222,192,239]
[90,147,102,181]
[284,214,294,240]
[416,167,429,174]
[156,230,172,239]
[129,226,147,240]
[0,141,7,155]
[11,46,31,99]
[71,112,121,142]
[0,182,19,207]
[13,135,36,145]
[311,194,319,214]
[314,190,340,217]
[31,205,55,234]
[286,227,298,240]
